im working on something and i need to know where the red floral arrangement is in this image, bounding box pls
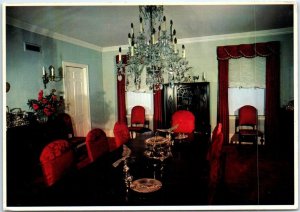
[28,89,63,118]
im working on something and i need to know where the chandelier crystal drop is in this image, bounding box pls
[117,5,192,91]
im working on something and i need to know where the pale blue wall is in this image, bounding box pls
[6,25,105,128]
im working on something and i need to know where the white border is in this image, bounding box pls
[2,1,298,211]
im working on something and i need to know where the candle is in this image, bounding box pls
[128,33,131,46]
[158,25,161,38]
[170,20,173,39]
[130,46,134,56]
[118,47,122,62]
[152,28,156,44]
[51,67,54,76]
[174,38,177,53]
[163,16,166,31]
[42,66,45,76]
[139,17,143,33]
[131,23,134,35]
[182,45,186,58]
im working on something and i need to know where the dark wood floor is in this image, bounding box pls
[215,143,294,205]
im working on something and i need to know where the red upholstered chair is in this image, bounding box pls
[40,139,75,187]
[171,110,195,134]
[109,122,131,151]
[171,110,195,141]
[86,128,109,162]
[54,113,85,147]
[211,123,223,143]
[237,105,258,145]
[128,105,147,138]
[207,129,224,162]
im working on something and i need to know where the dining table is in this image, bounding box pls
[23,131,212,207]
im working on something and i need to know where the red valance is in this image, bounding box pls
[217,41,279,60]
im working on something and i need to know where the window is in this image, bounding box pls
[228,57,266,115]
[229,87,265,115]
[126,91,153,115]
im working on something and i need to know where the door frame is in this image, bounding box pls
[62,61,91,135]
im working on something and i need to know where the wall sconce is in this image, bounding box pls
[42,65,63,88]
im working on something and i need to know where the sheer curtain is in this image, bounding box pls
[228,57,266,115]
[126,91,153,115]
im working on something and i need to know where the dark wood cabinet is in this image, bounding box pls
[162,82,211,136]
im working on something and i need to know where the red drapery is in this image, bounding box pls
[115,55,163,131]
[217,41,280,144]
[153,90,162,131]
[116,55,127,124]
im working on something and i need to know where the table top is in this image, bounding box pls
[19,131,211,207]
[71,131,211,206]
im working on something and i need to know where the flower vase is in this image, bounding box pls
[37,115,48,124]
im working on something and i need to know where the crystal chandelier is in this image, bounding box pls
[117,5,191,91]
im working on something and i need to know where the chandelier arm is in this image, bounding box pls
[118,5,192,92]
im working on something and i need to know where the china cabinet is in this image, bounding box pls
[162,82,211,136]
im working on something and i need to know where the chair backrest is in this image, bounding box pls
[131,106,145,125]
[207,131,224,162]
[208,133,224,204]
[113,122,130,149]
[238,105,257,126]
[85,128,109,162]
[171,110,195,133]
[40,139,74,186]
[211,123,222,143]
[55,113,74,139]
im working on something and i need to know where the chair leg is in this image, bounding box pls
[130,131,133,139]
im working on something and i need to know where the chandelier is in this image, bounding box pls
[117,5,191,91]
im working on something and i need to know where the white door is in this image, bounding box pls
[63,61,91,137]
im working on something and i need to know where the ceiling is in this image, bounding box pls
[6,4,294,48]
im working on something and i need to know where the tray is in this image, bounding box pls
[130,178,162,193]
[145,136,169,145]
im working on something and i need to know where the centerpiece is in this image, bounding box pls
[27,89,63,123]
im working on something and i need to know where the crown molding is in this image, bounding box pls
[6,16,103,52]
[178,27,293,44]
[102,27,293,52]
[7,15,292,53]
